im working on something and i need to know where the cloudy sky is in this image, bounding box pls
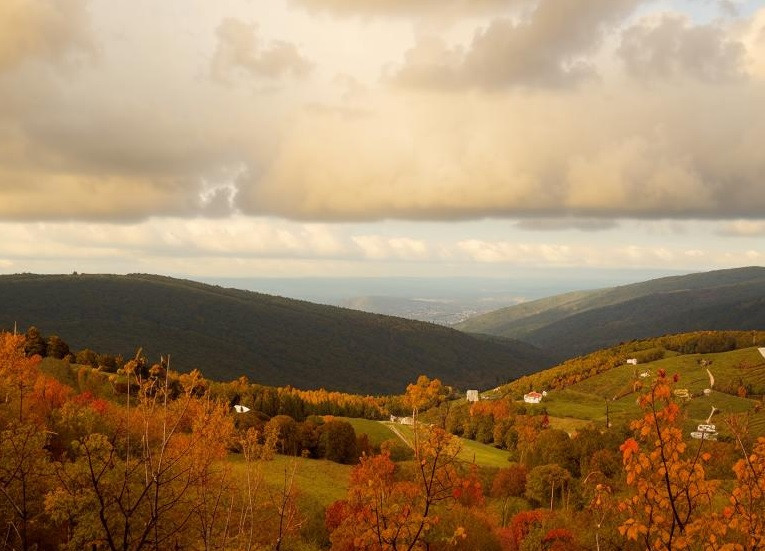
[1,0,763,282]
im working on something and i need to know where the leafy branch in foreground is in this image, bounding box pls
[618,370,717,550]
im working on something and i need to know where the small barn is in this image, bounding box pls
[523,391,543,404]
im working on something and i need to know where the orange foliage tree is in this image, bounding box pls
[327,426,463,550]
[618,370,717,550]
[404,376,447,421]
[492,464,527,527]
[715,432,765,550]
[44,364,235,550]
[0,332,51,550]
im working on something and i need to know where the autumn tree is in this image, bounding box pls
[319,419,359,464]
[46,334,71,360]
[583,477,614,551]
[492,464,528,526]
[525,464,572,511]
[22,326,46,358]
[618,370,717,550]
[45,365,234,550]
[0,332,42,422]
[716,431,765,549]
[404,375,447,422]
[514,415,544,464]
[0,421,50,550]
[0,332,52,550]
[328,426,463,550]
[75,348,99,368]
[525,429,577,475]
[506,510,547,551]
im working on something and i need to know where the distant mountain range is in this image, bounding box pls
[456,267,765,362]
[0,273,550,394]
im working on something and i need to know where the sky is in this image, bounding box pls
[0,0,764,284]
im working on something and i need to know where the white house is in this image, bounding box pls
[466,390,479,402]
[523,391,543,404]
[390,415,414,425]
[626,358,638,365]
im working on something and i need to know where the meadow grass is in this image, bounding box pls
[229,454,351,507]
[336,416,398,447]
[537,347,765,435]
[390,423,511,468]
[547,416,594,434]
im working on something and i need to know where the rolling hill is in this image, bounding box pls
[456,267,765,361]
[0,273,552,394]
[499,340,765,438]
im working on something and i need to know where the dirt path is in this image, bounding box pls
[382,422,414,449]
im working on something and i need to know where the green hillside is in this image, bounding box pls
[456,267,765,361]
[0,273,551,394]
[497,340,765,437]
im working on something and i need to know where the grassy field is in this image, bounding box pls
[337,417,398,447]
[229,454,351,507]
[572,347,765,397]
[389,423,511,468]
[536,347,765,436]
[458,437,512,468]
[547,416,593,433]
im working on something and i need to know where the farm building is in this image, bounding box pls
[523,391,543,404]
[390,415,414,425]
[466,390,479,402]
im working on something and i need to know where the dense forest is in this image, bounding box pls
[2,329,765,550]
[0,273,551,394]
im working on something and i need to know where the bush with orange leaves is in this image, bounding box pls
[712,434,765,550]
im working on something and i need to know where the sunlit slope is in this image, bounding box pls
[456,267,765,360]
[0,273,551,394]
[509,345,765,437]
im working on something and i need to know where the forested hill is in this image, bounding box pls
[456,266,765,361]
[0,273,551,394]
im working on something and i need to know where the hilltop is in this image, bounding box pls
[0,273,551,394]
[456,266,765,361]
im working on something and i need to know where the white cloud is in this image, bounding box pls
[289,0,510,17]
[394,0,641,89]
[0,216,761,277]
[211,18,312,83]
[619,13,746,82]
[0,0,764,243]
[352,236,430,260]
[514,219,619,232]
[0,0,93,71]
[741,8,765,78]
[718,220,765,236]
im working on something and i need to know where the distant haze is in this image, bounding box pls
[200,268,686,323]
